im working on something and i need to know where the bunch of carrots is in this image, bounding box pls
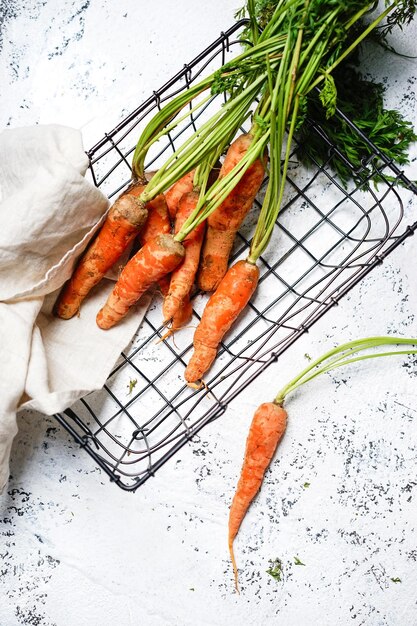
[52,0,417,594]
[55,0,415,387]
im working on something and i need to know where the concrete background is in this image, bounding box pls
[1,2,416,624]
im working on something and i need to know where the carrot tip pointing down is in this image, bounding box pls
[185,259,259,383]
[186,379,207,391]
[229,538,240,594]
[228,402,287,591]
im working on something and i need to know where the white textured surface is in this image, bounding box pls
[1,2,417,625]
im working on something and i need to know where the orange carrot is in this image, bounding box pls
[96,233,185,330]
[138,193,171,245]
[228,401,287,591]
[136,191,172,296]
[198,134,266,292]
[157,273,171,297]
[165,169,195,221]
[172,291,193,330]
[55,182,148,319]
[162,191,205,323]
[185,259,259,383]
[159,291,194,341]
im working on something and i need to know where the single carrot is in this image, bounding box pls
[157,273,171,297]
[96,233,185,330]
[229,401,287,592]
[228,336,417,591]
[159,292,194,341]
[185,259,259,384]
[136,191,172,296]
[138,192,171,245]
[165,169,195,221]
[164,161,221,221]
[162,191,205,324]
[198,134,266,292]
[55,183,148,319]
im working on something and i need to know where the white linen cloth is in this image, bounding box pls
[0,124,150,492]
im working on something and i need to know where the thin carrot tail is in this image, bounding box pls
[157,326,174,343]
[159,291,194,343]
[162,293,182,324]
[229,536,240,593]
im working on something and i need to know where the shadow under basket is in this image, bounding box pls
[54,20,417,490]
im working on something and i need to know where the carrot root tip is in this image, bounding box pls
[229,539,240,593]
[186,379,207,391]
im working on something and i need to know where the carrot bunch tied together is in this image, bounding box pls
[228,336,417,591]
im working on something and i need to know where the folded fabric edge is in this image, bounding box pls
[5,210,109,302]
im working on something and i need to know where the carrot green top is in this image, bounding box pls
[127,1,414,253]
[274,336,417,406]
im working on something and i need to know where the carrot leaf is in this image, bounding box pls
[275,337,417,404]
[127,378,137,395]
[266,558,283,581]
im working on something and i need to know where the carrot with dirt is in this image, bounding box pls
[184,259,259,384]
[54,182,148,319]
[165,160,222,221]
[198,134,266,292]
[228,335,417,591]
[160,292,194,341]
[94,2,412,332]
[229,401,287,592]
[96,233,185,330]
[163,191,205,324]
[162,152,223,327]
[95,147,230,332]
[138,193,171,245]
[165,170,196,221]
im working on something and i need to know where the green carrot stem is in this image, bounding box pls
[276,336,414,402]
[132,77,214,179]
[132,34,286,180]
[258,0,301,44]
[134,91,214,171]
[139,71,270,203]
[282,350,417,399]
[247,93,300,263]
[174,132,269,241]
[247,0,259,46]
[274,336,417,405]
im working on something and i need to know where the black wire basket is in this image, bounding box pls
[54,20,417,490]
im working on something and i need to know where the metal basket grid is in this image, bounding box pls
[53,21,417,490]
